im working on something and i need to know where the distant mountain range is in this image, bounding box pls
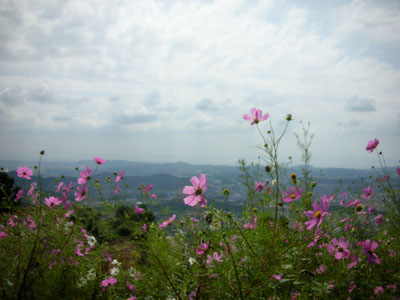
[1,159,395,216]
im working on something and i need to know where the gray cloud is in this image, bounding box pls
[143,90,161,106]
[0,86,24,106]
[196,98,220,111]
[116,113,158,125]
[346,96,376,112]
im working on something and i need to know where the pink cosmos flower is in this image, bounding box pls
[254,181,264,192]
[159,214,176,228]
[362,186,373,199]
[366,138,379,153]
[142,184,153,194]
[44,196,62,208]
[316,264,326,274]
[374,286,384,295]
[196,241,210,257]
[142,224,147,232]
[101,277,117,287]
[151,194,157,198]
[78,167,92,184]
[272,274,282,280]
[327,237,350,260]
[183,174,208,207]
[126,281,135,292]
[74,184,88,201]
[115,171,125,182]
[368,206,374,214]
[349,281,356,293]
[114,186,120,195]
[304,196,330,230]
[362,239,381,264]
[374,214,383,225]
[243,217,257,229]
[347,255,359,269]
[134,204,144,214]
[94,157,106,165]
[17,166,33,180]
[243,108,269,125]
[282,186,302,202]
[104,250,112,262]
[14,189,24,202]
[206,252,223,267]
[396,167,400,176]
[0,232,8,239]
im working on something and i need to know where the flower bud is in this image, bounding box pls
[286,114,292,121]
[311,182,317,188]
[265,165,271,173]
[40,150,45,155]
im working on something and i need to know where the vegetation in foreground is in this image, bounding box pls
[0,109,399,299]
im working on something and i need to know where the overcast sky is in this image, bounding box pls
[0,0,399,168]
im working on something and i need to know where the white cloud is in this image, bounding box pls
[0,0,399,167]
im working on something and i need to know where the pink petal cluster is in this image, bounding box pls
[362,239,381,264]
[366,138,379,153]
[74,184,88,201]
[206,252,223,267]
[101,277,117,287]
[134,204,144,214]
[142,184,153,194]
[183,174,208,207]
[243,108,269,125]
[94,157,106,165]
[78,167,92,184]
[282,186,302,203]
[327,237,350,260]
[362,186,373,199]
[44,196,62,208]
[243,217,257,229]
[254,181,264,192]
[115,171,125,182]
[14,189,24,202]
[304,196,330,230]
[196,241,210,257]
[17,166,33,180]
[159,214,176,228]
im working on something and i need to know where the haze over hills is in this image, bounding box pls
[0,160,388,198]
[1,159,393,217]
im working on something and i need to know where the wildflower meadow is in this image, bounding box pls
[0,108,399,299]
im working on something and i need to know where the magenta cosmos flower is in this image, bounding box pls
[101,277,117,287]
[94,157,106,165]
[196,241,210,257]
[362,239,381,264]
[44,196,62,208]
[74,184,88,201]
[243,108,269,125]
[17,166,33,180]
[304,196,330,230]
[78,167,92,184]
[159,214,176,228]
[366,138,379,153]
[362,186,373,199]
[134,204,144,214]
[282,186,302,203]
[327,237,350,260]
[183,174,208,207]
[254,182,264,192]
[115,171,125,182]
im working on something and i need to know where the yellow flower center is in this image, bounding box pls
[314,211,322,218]
[290,194,296,199]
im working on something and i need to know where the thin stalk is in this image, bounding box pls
[146,244,183,300]
[222,234,244,300]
